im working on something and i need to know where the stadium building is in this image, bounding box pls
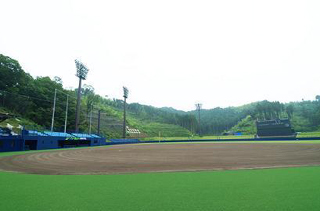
[0,129,106,152]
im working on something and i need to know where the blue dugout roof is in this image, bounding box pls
[43,131,74,137]
[23,130,102,139]
[27,130,48,136]
[72,133,101,139]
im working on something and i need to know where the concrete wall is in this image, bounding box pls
[0,136,24,152]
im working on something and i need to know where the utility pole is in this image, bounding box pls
[195,103,202,136]
[51,89,57,132]
[89,104,93,134]
[75,60,89,133]
[64,94,69,133]
[97,110,101,136]
[51,89,69,133]
[123,87,129,138]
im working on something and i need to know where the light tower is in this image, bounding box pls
[75,60,89,133]
[123,86,129,138]
[195,103,202,136]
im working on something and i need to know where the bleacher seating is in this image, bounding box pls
[43,131,74,137]
[109,139,140,144]
[91,134,102,138]
[72,133,95,138]
[27,130,48,136]
[25,130,101,139]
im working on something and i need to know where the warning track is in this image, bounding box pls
[1,142,320,175]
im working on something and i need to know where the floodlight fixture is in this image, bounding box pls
[123,86,129,99]
[195,103,202,111]
[75,59,89,80]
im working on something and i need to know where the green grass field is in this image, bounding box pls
[151,140,320,145]
[1,142,320,211]
[140,135,255,141]
[1,167,320,211]
[141,131,320,141]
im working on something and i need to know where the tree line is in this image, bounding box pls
[1,53,320,136]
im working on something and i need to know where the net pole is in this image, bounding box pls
[51,89,57,132]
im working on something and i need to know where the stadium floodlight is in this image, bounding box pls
[123,86,129,138]
[123,86,129,99]
[75,59,89,80]
[75,59,89,132]
[195,103,202,136]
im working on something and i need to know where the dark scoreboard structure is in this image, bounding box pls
[256,119,297,138]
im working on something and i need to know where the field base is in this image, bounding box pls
[1,142,320,175]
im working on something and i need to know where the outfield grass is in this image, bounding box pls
[141,131,320,141]
[151,140,320,145]
[140,135,255,141]
[1,166,320,211]
[298,131,320,137]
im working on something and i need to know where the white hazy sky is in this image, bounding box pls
[1,0,320,111]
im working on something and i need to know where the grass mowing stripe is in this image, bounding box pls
[1,167,320,211]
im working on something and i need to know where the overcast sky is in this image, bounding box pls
[1,0,320,111]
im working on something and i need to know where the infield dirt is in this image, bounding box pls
[1,142,320,175]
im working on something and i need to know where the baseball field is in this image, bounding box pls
[1,141,320,210]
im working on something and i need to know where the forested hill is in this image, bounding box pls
[108,90,320,135]
[0,54,195,137]
[1,53,320,137]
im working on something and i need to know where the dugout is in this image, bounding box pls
[0,129,106,152]
[24,139,37,150]
[0,136,24,152]
[58,139,91,148]
[22,130,106,150]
